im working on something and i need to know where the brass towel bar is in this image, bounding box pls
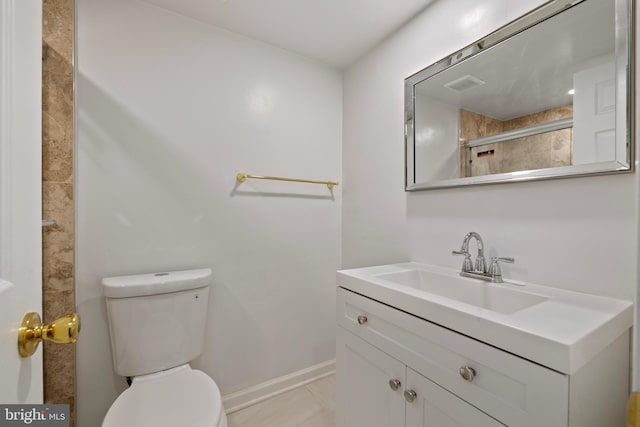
[236,173,339,189]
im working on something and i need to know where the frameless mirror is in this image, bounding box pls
[405,0,634,190]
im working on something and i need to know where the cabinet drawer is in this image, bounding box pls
[337,287,569,427]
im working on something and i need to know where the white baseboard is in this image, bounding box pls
[222,359,336,414]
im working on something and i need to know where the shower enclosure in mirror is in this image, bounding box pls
[405,0,634,191]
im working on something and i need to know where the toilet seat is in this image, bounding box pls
[102,364,226,427]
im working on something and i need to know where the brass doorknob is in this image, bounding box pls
[18,312,81,357]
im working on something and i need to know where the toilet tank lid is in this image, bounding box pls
[102,268,212,298]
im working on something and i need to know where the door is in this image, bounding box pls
[573,60,616,165]
[336,327,405,427]
[405,368,505,427]
[0,0,43,403]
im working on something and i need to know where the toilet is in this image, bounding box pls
[101,268,228,427]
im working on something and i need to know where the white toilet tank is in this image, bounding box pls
[102,268,212,377]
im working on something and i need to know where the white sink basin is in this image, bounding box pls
[375,269,547,314]
[337,262,633,375]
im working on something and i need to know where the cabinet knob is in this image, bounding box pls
[459,366,476,382]
[404,389,417,403]
[388,378,401,391]
[356,314,368,325]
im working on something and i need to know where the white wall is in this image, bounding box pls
[75,0,342,425]
[343,0,638,365]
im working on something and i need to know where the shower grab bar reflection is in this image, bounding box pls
[236,173,339,189]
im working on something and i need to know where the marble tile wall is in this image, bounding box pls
[501,105,573,132]
[459,110,503,177]
[468,129,573,176]
[460,106,573,177]
[42,0,75,425]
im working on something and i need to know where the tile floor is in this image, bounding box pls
[227,374,336,427]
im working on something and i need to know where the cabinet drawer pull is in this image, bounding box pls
[404,389,417,403]
[459,366,476,382]
[357,314,368,325]
[388,378,401,391]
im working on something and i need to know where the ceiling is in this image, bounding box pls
[142,0,435,68]
[415,0,614,121]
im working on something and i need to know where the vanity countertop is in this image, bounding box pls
[337,262,633,374]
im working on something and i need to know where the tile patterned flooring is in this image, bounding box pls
[227,374,336,427]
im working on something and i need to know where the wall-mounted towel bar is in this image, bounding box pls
[236,173,339,189]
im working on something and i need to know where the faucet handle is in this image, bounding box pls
[452,250,473,272]
[488,257,514,283]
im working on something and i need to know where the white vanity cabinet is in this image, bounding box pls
[336,287,630,427]
[337,327,504,426]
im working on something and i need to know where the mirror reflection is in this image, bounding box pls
[405,0,632,190]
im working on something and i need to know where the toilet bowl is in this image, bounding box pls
[101,269,227,427]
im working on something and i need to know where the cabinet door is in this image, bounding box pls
[337,327,405,427]
[406,368,505,427]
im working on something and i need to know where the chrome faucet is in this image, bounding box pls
[452,232,487,273]
[452,232,514,283]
